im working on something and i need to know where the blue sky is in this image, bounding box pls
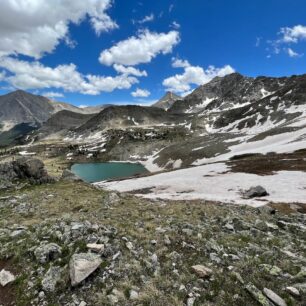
[0,0,305,106]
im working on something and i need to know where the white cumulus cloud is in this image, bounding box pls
[43,91,64,99]
[99,29,180,66]
[280,25,306,43]
[113,64,147,77]
[131,88,151,98]
[163,58,235,93]
[0,0,118,59]
[0,57,141,95]
[267,25,306,58]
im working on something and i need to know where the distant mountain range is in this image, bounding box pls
[0,90,108,145]
[1,72,306,172]
[0,90,106,129]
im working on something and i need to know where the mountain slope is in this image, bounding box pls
[0,90,108,130]
[0,90,55,127]
[75,105,188,133]
[0,90,111,146]
[37,110,95,138]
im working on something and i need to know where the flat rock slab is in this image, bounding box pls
[263,288,287,306]
[0,269,15,287]
[191,265,213,279]
[69,253,102,286]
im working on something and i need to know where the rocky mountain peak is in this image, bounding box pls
[152,91,182,110]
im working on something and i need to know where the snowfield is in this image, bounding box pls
[193,125,306,165]
[95,162,306,207]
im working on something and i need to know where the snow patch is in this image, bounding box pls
[96,162,306,207]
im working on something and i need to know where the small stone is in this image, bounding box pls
[10,229,27,238]
[224,223,234,231]
[87,243,105,253]
[0,269,15,287]
[210,253,221,264]
[191,265,213,279]
[291,282,306,294]
[187,297,195,306]
[38,291,45,299]
[263,288,287,306]
[129,290,139,300]
[164,235,171,245]
[151,254,158,265]
[107,294,119,304]
[79,302,87,306]
[285,286,300,297]
[233,272,244,284]
[151,240,157,245]
[126,242,133,250]
[69,253,102,286]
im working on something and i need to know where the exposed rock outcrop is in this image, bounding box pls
[0,158,53,188]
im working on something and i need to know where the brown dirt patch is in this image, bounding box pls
[269,202,306,215]
[227,149,306,175]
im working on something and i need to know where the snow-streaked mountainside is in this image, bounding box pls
[152,91,183,110]
[40,72,306,171]
[2,73,306,175]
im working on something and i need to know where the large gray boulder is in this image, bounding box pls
[243,186,269,198]
[69,253,102,286]
[0,157,53,186]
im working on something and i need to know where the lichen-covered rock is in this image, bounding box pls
[41,266,62,292]
[245,283,273,306]
[34,243,62,264]
[69,253,102,286]
[0,158,53,187]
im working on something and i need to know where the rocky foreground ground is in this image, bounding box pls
[0,159,305,306]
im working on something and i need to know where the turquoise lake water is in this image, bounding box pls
[71,162,148,183]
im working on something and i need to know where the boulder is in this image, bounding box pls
[13,158,47,180]
[243,186,269,198]
[61,169,82,182]
[0,269,15,287]
[41,266,62,292]
[34,243,62,264]
[0,158,53,186]
[69,253,102,286]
